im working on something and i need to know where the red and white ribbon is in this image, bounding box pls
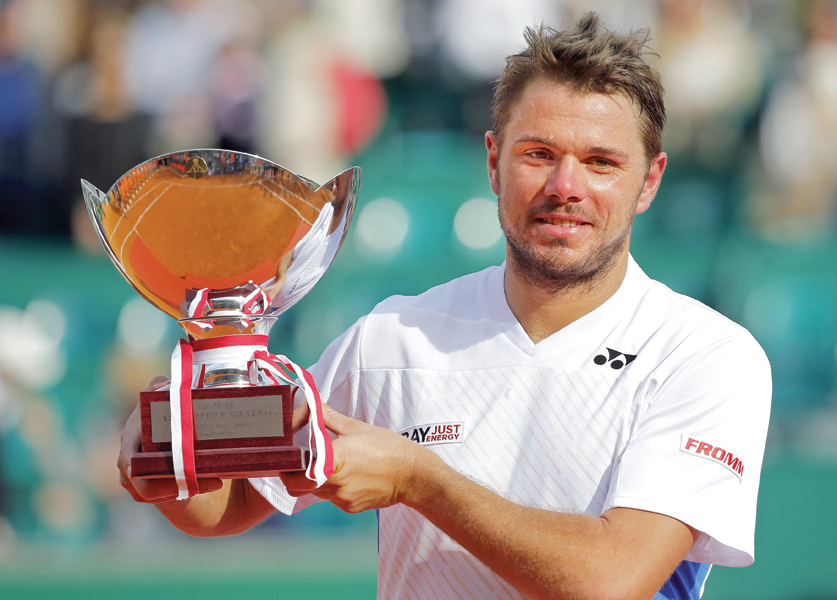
[186,282,270,330]
[250,350,333,484]
[241,284,270,316]
[168,334,333,500]
[187,288,211,317]
[186,288,214,330]
[170,339,199,500]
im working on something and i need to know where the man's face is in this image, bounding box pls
[487,78,665,291]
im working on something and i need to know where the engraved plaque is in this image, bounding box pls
[150,395,284,442]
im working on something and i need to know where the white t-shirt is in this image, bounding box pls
[252,257,771,599]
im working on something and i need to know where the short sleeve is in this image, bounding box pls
[603,332,772,567]
[249,315,367,515]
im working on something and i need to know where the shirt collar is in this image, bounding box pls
[486,255,652,356]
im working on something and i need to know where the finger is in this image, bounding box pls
[197,478,224,494]
[144,375,170,392]
[322,405,366,437]
[118,404,143,478]
[291,399,310,432]
[120,471,178,503]
[312,489,338,502]
[278,470,320,495]
[120,472,223,503]
[133,477,180,501]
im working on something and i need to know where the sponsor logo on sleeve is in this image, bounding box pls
[680,436,744,481]
[399,421,465,446]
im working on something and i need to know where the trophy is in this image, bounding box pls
[82,150,359,498]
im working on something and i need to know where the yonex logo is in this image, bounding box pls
[593,348,637,370]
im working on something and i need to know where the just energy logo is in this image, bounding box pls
[399,421,465,446]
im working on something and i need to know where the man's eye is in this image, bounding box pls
[589,158,614,169]
[527,151,550,159]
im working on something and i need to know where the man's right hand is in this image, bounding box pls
[116,375,223,504]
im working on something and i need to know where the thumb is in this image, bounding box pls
[144,375,170,392]
[322,405,366,437]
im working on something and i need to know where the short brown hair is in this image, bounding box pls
[492,13,666,161]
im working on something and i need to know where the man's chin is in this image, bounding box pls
[510,247,588,283]
[506,240,627,292]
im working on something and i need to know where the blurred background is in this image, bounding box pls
[0,0,836,598]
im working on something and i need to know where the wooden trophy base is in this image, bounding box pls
[132,385,305,480]
[131,446,308,479]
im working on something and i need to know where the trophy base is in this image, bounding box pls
[131,446,309,479]
[136,385,302,479]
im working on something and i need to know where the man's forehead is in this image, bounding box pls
[513,79,637,122]
[503,79,645,150]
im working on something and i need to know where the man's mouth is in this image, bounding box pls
[538,217,588,227]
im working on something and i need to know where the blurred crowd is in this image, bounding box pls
[1,0,837,548]
[0,0,835,242]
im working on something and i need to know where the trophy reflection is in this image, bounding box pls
[82,150,359,499]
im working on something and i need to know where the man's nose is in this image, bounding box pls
[544,157,584,203]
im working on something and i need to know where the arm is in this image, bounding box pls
[116,377,276,537]
[405,452,694,600]
[281,407,695,600]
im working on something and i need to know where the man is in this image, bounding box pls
[118,14,771,600]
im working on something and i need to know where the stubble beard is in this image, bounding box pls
[499,198,636,296]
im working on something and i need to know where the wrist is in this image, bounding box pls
[397,444,449,509]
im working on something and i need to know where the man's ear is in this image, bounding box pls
[486,131,500,196]
[636,152,667,215]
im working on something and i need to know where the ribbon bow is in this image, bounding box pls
[169,334,334,500]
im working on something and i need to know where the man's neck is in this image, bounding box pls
[503,253,630,345]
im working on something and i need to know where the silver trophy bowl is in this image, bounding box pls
[82,149,360,386]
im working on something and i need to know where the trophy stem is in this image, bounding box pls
[202,367,251,387]
[176,316,279,388]
[177,315,278,341]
